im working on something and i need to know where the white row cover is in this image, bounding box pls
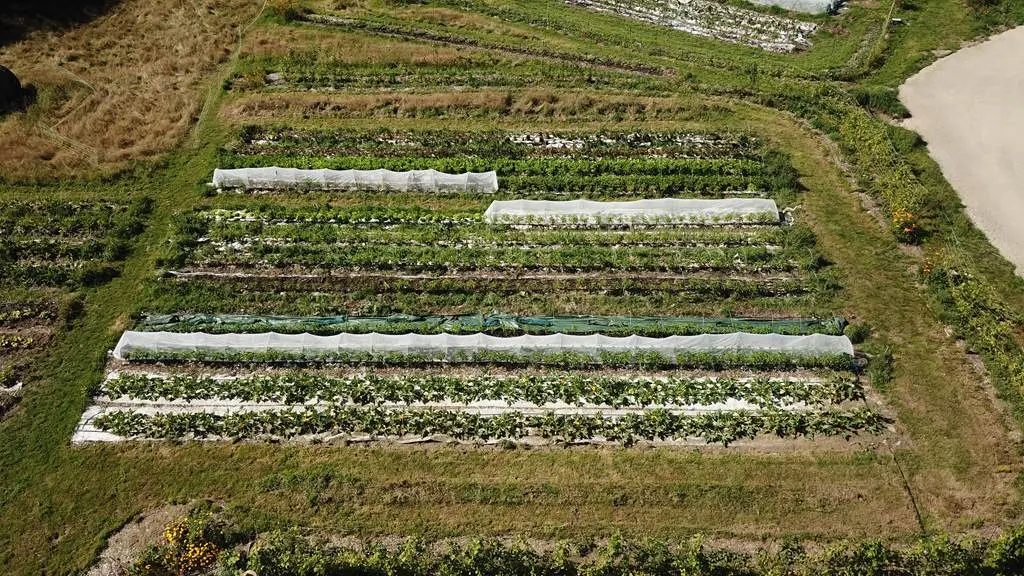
[483,198,779,224]
[748,0,838,14]
[212,167,499,193]
[113,331,852,359]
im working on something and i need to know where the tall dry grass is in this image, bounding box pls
[242,27,466,66]
[0,0,262,179]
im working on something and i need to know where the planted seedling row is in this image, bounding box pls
[84,404,886,445]
[118,347,856,372]
[134,312,845,337]
[100,371,863,408]
[182,243,810,274]
[194,216,807,246]
[0,198,151,238]
[232,127,759,159]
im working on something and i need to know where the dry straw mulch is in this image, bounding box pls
[0,0,261,178]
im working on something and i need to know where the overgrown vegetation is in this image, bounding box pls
[127,511,1024,576]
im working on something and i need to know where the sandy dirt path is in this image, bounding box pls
[900,26,1024,274]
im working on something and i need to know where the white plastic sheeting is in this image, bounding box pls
[212,167,499,193]
[483,198,779,224]
[113,331,852,360]
[564,0,817,53]
[748,0,838,14]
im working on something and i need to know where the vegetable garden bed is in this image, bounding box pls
[75,358,881,445]
[0,199,151,288]
[76,404,884,445]
[564,0,818,53]
[134,313,847,337]
[230,128,760,160]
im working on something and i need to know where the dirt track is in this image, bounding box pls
[900,26,1024,274]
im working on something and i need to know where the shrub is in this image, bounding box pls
[77,263,119,287]
[128,513,228,576]
[867,345,894,390]
[852,86,910,118]
[266,0,305,21]
[844,323,871,344]
[0,366,16,388]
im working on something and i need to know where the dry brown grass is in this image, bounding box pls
[0,0,262,179]
[242,26,466,66]
[311,0,549,42]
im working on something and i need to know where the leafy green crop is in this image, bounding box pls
[119,347,855,372]
[93,405,885,445]
[103,371,863,407]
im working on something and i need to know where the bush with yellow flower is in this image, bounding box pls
[129,513,226,576]
[890,207,920,244]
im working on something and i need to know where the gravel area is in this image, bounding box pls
[900,26,1024,274]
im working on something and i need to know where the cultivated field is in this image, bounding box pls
[0,197,151,417]
[2,0,1024,574]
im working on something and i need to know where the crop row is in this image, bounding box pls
[838,111,925,241]
[196,219,801,249]
[0,199,150,288]
[219,156,766,178]
[0,334,36,351]
[145,294,830,336]
[926,266,1024,401]
[89,405,884,444]
[232,127,759,159]
[182,243,809,274]
[0,303,55,326]
[102,371,863,407]
[477,174,777,197]
[119,347,855,372]
[0,198,152,238]
[428,0,823,58]
[0,238,134,264]
[231,56,676,93]
[149,277,826,326]
[203,207,781,228]
[1,263,121,289]
[136,312,845,337]
[158,272,826,303]
[133,522,1024,576]
[200,201,788,227]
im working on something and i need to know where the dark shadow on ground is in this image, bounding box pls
[0,0,122,48]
